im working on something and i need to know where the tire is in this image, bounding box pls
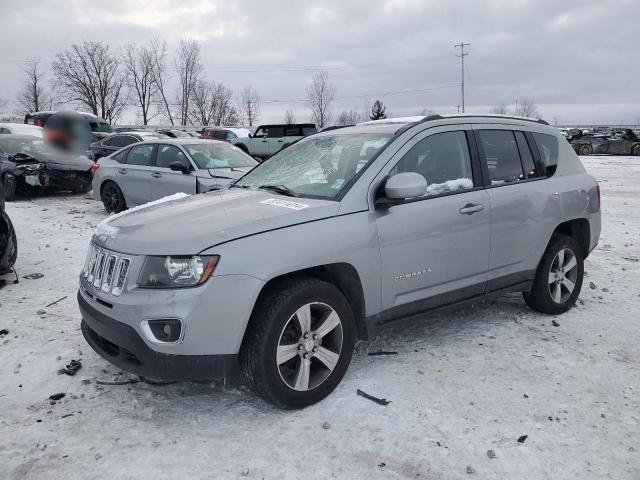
[2,173,17,202]
[240,277,356,409]
[631,144,640,156]
[523,234,584,315]
[100,181,126,213]
[578,144,592,156]
[72,182,92,194]
[4,213,17,270]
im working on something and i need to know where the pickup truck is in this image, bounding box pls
[231,123,316,159]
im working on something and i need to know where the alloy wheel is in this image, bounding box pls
[548,247,579,304]
[276,302,343,391]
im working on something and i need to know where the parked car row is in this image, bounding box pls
[569,128,640,156]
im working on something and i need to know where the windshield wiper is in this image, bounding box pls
[229,184,251,189]
[258,184,298,197]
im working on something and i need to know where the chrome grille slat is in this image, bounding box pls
[82,244,131,297]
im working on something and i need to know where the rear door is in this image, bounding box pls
[149,144,197,200]
[117,144,155,206]
[474,126,562,291]
[375,125,491,315]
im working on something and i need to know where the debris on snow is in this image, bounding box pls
[589,282,597,290]
[321,421,330,430]
[517,435,528,444]
[487,449,496,458]
[552,320,560,327]
[96,379,139,386]
[466,465,475,474]
[0,328,8,337]
[46,296,68,307]
[23,272,44,280]
[49,393,65,401]
[357,389,390,406]
[58,359,82,376]
[367,351,399,356]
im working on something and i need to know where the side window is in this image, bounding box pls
[391,131,474,196]
[253,127,266,138]
[477,130,524,185]
[156,145,189,169]
[112,148,129,163]
[531,133,559,176]
[213,131,226,140]
[302,126,317,136]
[121,135,138,146]
[284,126,300,136]
[103,136,120,147]
[226,131,237,140]
[267,127,284,138]
[126,144,154,166]
[514,131,539,179]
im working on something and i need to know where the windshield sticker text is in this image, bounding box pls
[260,198,309,210]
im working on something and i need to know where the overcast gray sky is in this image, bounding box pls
[1,0,638,125]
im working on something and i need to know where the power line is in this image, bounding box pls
[454,42,470,113]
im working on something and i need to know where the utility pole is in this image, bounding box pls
[454,42,470,113]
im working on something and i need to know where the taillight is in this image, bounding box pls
[590,175,601,209]
[91,163,101,174]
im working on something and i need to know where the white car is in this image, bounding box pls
[0,123,44,137]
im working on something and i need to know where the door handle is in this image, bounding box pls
[118,169,127,175]
[277,140,283,142]
[151,172,162,178]
[459,203,484,215]
[261,140,268,143]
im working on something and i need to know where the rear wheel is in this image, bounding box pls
[100,181,126,213]
[631,144,640,156]
[578,144,593,156]
[2,173,17,201]
[241,278,356,409]
[523,234,584,314]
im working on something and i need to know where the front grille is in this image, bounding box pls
[82,244,131,296]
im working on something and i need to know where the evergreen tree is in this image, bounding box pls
[370,100,387,120]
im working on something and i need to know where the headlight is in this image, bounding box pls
[138,255,219,288]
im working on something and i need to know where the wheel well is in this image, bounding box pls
[552,219,590,258]
[235,143,248,153]
[251,263,368,340]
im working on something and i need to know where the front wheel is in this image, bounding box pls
[523,234,584,314]
[100,181,126,213]
[578,144,593,156]
[631,144,640,156]
[241,278,356,409]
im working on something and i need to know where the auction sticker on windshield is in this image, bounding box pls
[260,198,309,210]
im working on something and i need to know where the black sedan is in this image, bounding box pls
[571,134,640,156]
[0,163,18,275]
[89,131,168,160]
[0,135,94,200]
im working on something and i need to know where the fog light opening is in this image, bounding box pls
[142,319,182,343]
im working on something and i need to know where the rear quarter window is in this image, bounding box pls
[531,133,559,176]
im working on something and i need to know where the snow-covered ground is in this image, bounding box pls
[1,156,638,479]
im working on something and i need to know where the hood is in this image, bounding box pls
[93,189,339,255]
[206,166,253,180]
[12,151,93,171]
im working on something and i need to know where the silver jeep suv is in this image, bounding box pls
[78,114,601,408]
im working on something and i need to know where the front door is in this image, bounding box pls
[251,127,270,157]
[149,144,197,201]
[374,126,490,317]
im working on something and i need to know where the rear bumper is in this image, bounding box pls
[79,291,239,381]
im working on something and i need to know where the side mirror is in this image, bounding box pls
[169,161,190,173]
[379,172,427,205]
[248,133,253,138]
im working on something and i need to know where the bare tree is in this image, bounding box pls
[148,38,174,125]
[16,57,50,114]
[515,98,540,118]
[123,44,158,125]
[175,38,203,126]
[306,70,335,129]
[418,107,437,116]
[52,41,128,123]
[492,103,509,115]
[240,85,261,127]
[336,109,360,126]
[283,110,296,124]
[190,80,236,126]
